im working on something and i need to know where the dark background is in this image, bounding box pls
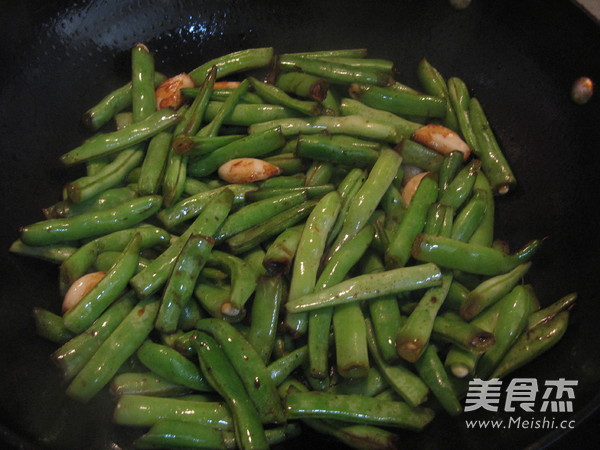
[1,0,599,448]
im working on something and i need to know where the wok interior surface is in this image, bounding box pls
[1,0,599,448]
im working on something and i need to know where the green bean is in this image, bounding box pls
[412,234,542,276]
[245,184,334,202]
[396,273,452,363]
[131,43,156,122]
[275,72,329,101]
[134,419,225,448]
[198,78,248,138]
[194,282,242,322]
[113,394,231,429]
[311,226,374,380]
[65,146,144,203]
[447,77,478,151]
[339,97,422,138]
[385,174,438,269]
[61,110,180,165]
[200,255,251,318]
[444,280,470,312]
[311,419,401,450]
[82,73,166,131]
[178,299,203,330]
[439,159,480,210]
[322,88,341,116]
[262,225,304,275]
[416,58,459,131]
[468,172,495,247]
[183,178,210,195]
[328,168,367,247]
[260,174,305,189]
[20,196,161,246]
[136,341,211,391]
[179,66,217,137]
[188,47,274,84]
[59,226,168,289]
[202,102,301,126]
[32,308,75,344]
[130,189,233,298]
[66,295,159,402]
[297,134,380,168]
[330,367,387,397]
[9,239,76,264]
[249,76,322,115]
[285,191,341,336]
[491,311,570,379]
[333,302,369,379]
[187,127,285,177]
[137,132,172,195]
[85,155,110,177]
[63,233,141,333]
[136,420,301,449]
[242,247,267,277]
[423,203,452,236]
[476,286,533,378]
[155,234,214,333]
[267,346,308,386]
[193,87,264,104]
[438,151,464,197]
[248,116,403,144]
[397,139,444,172]
[163,71,216,207]
[528,292,577,330]
[279,55,393,86]
[304,161,334,187]
[460,262,532,320]
[225,199,317,255]
[280,49,368,59]
[173,134,244,157]
[45,186,138,219]
[110,372,192,398]
[95,251,149,274]
[287,263,442,313]
[349,83,447,118]
[358,252,403,365]
[328,148,401,260]
[451,189,487,242]
[431,312,495,352]
[217,191,307,241]
[325,57,393,73]
[470,97,517,195]
[286,391,434,431]
[413,345,462,416]
[192,332,269,448]
[264,153,307,174]
[247,275,284,363]
[51,292,136,380]
[195,319,285,424]
[157,184,253,229]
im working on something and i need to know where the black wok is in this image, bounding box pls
[1,0,599,448]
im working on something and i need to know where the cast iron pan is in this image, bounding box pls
[1,0,599,448]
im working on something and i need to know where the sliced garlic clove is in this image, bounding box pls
[402,164,424,186]
[218,158,282,184]
[155,73,194,110]
[214,81,242,89]
[402,171,431,207]
[62,271,105,313]
[412,124,471,161]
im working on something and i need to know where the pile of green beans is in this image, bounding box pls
[12,45,575,449]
